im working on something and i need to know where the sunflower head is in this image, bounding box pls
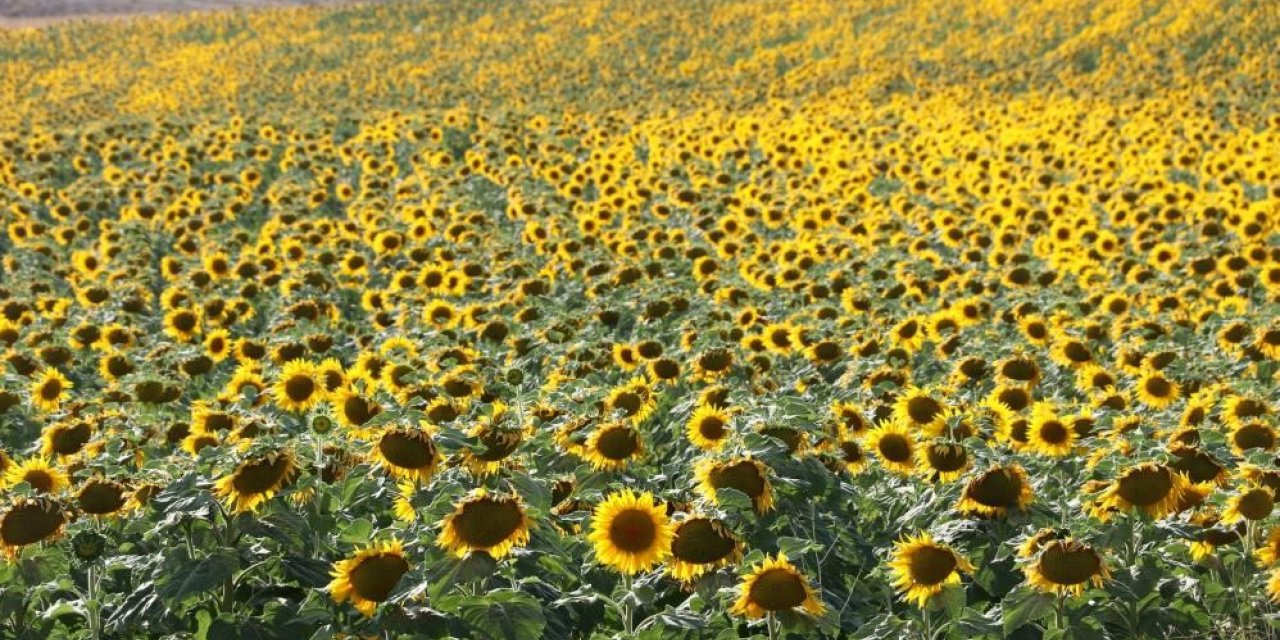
[687,404,733,451]
[582,422,645,470]
[370,426,442,484]
[328,538,410,617]
[695,457,774,513]
[956,465,1034,517]
[866,422,917,475]
[213,450,297,513]
[0,497,67,559]
[437,490,532,559]
[1025,539,1110,596]
[273,360,324,412]
[588,489,674,575]
[666,516,741,582]
[888,533,975,608]
[729,553,825,620]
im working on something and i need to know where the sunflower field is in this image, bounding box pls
[1,0,1279,638]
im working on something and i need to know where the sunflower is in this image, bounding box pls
[1095,463,1190,521]
[76,479,134,517]
[461,404,530,476]
[331,387,382,432]
[889,533,975,607]
[582,422,645,470]
[328,538,410,617]
[893,385,947,432]
[1027,402,1074,457]
[1024,539,1110,596]
[213,450,298,513]
[687,404,733,451]
[163,307,201,342]
[0,497,67,559]
[603,377,658,425]
[40,420,93,458]
[694,457,774,513]
[272,360,325,412]
[956,465,1035,517]
[4,458,70,494]
[834,438,869,475]
[865,422,917,475]
[1222,395,1270,428]
[1229,421,1277,455]
[1135,369,1180,409]
[692,348,734,381]
[588,490,673,574]
[665,515,742,582]
[437,489,532,559]
[205,329,232,362]
[830,400,869,438]
[369,426,442,484]
[995,353,1041,387]
[1222,484,1275,524]
[917,440,969,482]
[729,554,824,619]
[29,367,72,413]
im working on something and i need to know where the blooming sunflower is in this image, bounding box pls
[213,450,298,513]
[582,422,645,471]
[729,554,824,620]
[1222,484,1274,524]
[4,458,70,494]
[1135,369,1180,409]
[687,404,733,451]
[889,533,975,607]
[665,515,742,582]
[588,490,673,575]
[865,422,917,475]
[437,489,532,559]
[1024,539,1110,596]
[29,367,72,413]
[694,456,774,513]
[917,440,969,482]
[328,538,410,617]
[272,359,325,412]
[893,385,947,432]
[1027,402,1074,457]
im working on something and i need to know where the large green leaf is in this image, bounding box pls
[457,589,547,640]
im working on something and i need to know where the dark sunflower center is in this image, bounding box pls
[708,461,766,498]
[39,379,62,400]
[1062,342,1091,362]
[344,395,378,426]
[1234,399,1266,419]
[476,430,521,461]
[349,553,410,603]
[0,501,65,546]
[204,413,234,432]
[284,375,316,403]
[700,350,731,371]
[1038,420,1068,444]
[968,468,1023,507]
[24,470,55,493]
[51,423,91,455]
[452,498,524,547]
[876,434,912,462]
[997,388,1030,411]
[1144,377,1172,398]
[611,392,642,416]
[769,329,792,348]
[608,508,658,553]
[908,546,957,585]
[378,431,436,469]
[595,426,639,460]
[1117,467,1173,506]
[926,444,967,472]
[427,402,458,423]
[812,342,841,361]
[670,519,736,564]
[897,321,919,339]
[443,378,472,397]
[905,396,942,425]
[172,312,197,332]
[231,456,292,495]
[1001,359,1037,381]
[651,359,679,379]
[107,356,134,377]
[840,441,864,463]
[78,481,127,515]
[698,416,728,440]
[1238,490,1274,520]
[323,370,344,392]
[1234,424,1275,451]
[748,568,809,611]
[1037,543,1101,585]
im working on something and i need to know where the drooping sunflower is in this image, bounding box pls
[729,554,824,620]
[40,420,93,458]
[956,465,1035,517]
[1027,402,1075,457]
[76,479,134,517]
[665,515,742,582]
[461,403,531,476]
[917,440,969,482]
[29,367,72,413]
[692,348,734,381]
[603,376,658,425]
[1095,462,1190,521]
[4,458,70,494]
[865,422,918,475]
[328,538,410,617]
[369,426,442,484]
[213,450,298,513]
[833,438,869,476]
[588,490,674,575]
[272,360,325,412]
[582,422,645,470]
[1229,421,1277,455]
[687,404,733,451]
[0,497,67,559]
[1222,484,1275,524]
[694,456,774,513]
[1024,539,1110,596]
[437,489,532,559]
[888,533,975,608]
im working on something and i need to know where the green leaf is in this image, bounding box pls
[155,549,238,603]
[1001,586,1055,635]
[338,518,373,545]
[457,589,547,640]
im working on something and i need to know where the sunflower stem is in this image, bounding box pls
[921,606,933,640]
[621,572,635,636]
[766,612,779,640]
